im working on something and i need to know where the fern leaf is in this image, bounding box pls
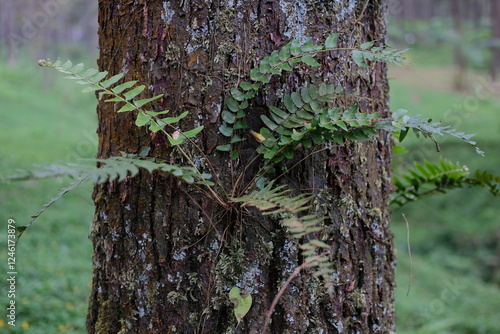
[16,177,87,239]
[392,109,484,156]
[232,182,335,289]
[391,158,500,208]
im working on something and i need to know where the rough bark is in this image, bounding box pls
[87,0,395,333]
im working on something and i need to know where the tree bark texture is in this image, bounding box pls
[87,0,395,333]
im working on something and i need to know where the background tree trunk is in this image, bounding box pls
[452,0,466,90]
[2,0,16,65]
[491,0,500,81]
[87,0,395,333]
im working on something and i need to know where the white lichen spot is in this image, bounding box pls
[138,307,145,318]
[279,0,307,40]
[336,0,357,22]
[173,251,186,261]
[333,320,344,333]
[286,313,295,324]
[161,2,175,25]
[210,240,219,251]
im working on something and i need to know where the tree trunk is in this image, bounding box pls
[491,0,500,81]
[452,0,466,90]
[2,0,16,65]
[87,0,395,333]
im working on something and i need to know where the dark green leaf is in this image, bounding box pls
[325,34,339,49]
[360,41,375,49]
[279,43,291,60]
[135,112,151,126]
[216,144,231,152]
[149,120,165,132]
[161,111,189,124]
[230,134,243,143]
[219,124,233,137]
[100,73,124,88]
[123,85,145,100]
[277,62,292,71]
[269,106,289,119]
[290,92,304,109]
[283,95,297,113]
[352,50,370,68]
[300,86,312,103]
[290,40,302,56]
[182,125,204,138]
[226,96,240,112]
[111,80,137,94]
[222,110,236,124]
[301,55,321,67]
[134,94,164,108]
[233,121,248,130]
[269,50,280,66]
[261,115,278,130]
[117,102,136,113]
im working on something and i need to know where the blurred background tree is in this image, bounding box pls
[0,0,499,333]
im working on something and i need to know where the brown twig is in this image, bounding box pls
[261,249,331,334]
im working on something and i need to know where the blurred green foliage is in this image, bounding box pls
[0,56,96,333]
[390,46,500,332]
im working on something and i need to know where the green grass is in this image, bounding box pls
[0,58,97,333]
[390,48,500,333]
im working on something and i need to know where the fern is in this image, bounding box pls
[38,59,203,145]
[217,34,407,159]
[16,179,86,238]
[2,151,214,237]
[391,158,500,208]
[392,109,484,156]
[255,94,391,164]
[231,182,334,289]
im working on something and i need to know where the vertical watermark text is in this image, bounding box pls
[6,219,17,327]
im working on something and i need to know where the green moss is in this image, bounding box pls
[214,6,236,34]
[350,288,367,310]
[167,291,188,305]
[95,294,120,334]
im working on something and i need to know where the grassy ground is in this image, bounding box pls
[0,59,97,333]
[0,45,499,333]
[389,49,500,333]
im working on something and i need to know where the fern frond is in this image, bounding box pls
[392,109,484,156]
[231,183,333,288]
[256,101,391,164]
[3,153,215,238]
[391,158,500,208]
[249,34,407,84]
[39,59,203,146]
[217,34,407,158]
[2,155,214,187]
[16,178,87,239]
